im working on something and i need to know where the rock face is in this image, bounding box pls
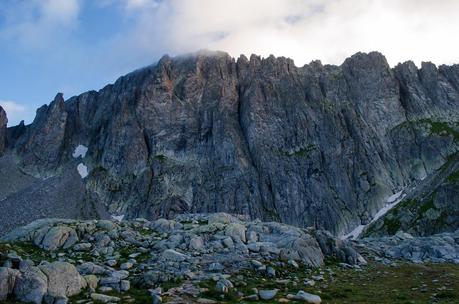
[0,106,7,155]
[366,153,459,237]
[3,51,459,236]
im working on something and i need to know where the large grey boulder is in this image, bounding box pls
[38,262,86,298]
[225,223,247,244]
[0,267,19,300]
[35,226,78,251]
[13,266,48,304]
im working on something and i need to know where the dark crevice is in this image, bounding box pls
[235,82,272,220]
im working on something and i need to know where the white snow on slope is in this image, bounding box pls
[111,215,125,222]
[341,190,406,240]
[77,163,89,178]
[73,144,88,158]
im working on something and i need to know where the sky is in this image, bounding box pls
[0,0,459,126]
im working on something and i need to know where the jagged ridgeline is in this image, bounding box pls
[1,51,459,237]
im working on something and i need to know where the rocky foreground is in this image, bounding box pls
[0,213,365,304]
[0,213,459,304]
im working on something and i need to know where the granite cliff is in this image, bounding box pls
[2,51,459,237]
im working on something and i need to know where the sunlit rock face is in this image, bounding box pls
[3,51,459,236]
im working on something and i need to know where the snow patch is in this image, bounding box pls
[341,190,406,240]
[372,191,405,223]
[386,190,403,204]
[73,144,88,158]
[342,225,365,241]
[111,215,125,222]
[77,163,89,178]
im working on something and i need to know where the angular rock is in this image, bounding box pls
[162,249,187,262]
[0,267,19,300]
[38,262,86,297]
[84,275,99,291]
[225,223,247,244]
[189,236,205,251]
[39,226,78,251]
[91,293,121,303]
[293,291,322,303]
[259,289,278,300]
[13,266,48,304]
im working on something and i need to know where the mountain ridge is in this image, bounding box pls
[2,50,459,238]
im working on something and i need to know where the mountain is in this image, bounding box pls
[2,50,459,237]
[0,106,6,154]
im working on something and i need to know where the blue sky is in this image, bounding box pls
[1,0,459,126]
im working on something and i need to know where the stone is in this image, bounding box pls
[96,220,116,231]
[120,280,130,291]
[151,293,162,304]
[99,276,121,286]
[209,262,224,272]
[251,260,263,268]
[39,226,78,251]
[91,293,121,303]
[288,260,299,268]
[189,236,205,251]
[162,249,187,262]
[222,237,234,249]
[84,275,99,290]
[77,262,107,275]
[294,291,322,303]
[266,266,276,277]
[259,289,278,300]
[197,298,217,304]
[120,262,133,270]
[38,262,86,297]
[247,242,260,252]
[225,223,247,243]
[0,267,19,300]
[215,279,233,294]
[13,266,48,304]
[74,243,92,251]
[54,296,69,304]
[245,294,259,301]
[111,270,129,280]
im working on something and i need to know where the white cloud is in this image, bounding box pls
[0,100,35,126]
[118,0,459,67]
[0,0,81,49]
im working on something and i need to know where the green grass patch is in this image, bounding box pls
[154,154,167,161]
[446,170,459,183]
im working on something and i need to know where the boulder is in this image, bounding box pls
[225,223,247,243]
[84,275,99,291]
[38,262,86,297]
[293,291,322,303]
[91,293,121,303]
[0,267,19,300]
[189,236,205,251]
[13,266,48,304]
[162,249,187,262]
[259,289,278,300]
[38,226,78,251]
